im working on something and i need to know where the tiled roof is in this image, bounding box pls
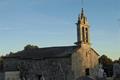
[4,46,77,59]
[3,46,99,59]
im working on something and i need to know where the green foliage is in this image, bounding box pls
[99,55,113,77]
[0,57,3,63]
[113,57,120,63]
[24,44,39,51]
[99,55,113,65]
[0,57,3,71]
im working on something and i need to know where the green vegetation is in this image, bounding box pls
[24,44,39,51]
[99,55,120,77]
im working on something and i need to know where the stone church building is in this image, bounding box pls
[1,8,99,80]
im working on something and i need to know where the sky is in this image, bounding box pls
[0,0,120,60]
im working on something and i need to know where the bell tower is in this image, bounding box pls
[75,8,90,47]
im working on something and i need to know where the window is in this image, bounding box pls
[82,27,85,42]
[77,26,80,41]
[86,28,88,42]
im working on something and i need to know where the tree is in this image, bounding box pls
[24,44,39,51]
[99,55,113,65]
[99,55,113,77]
[0,57,3,71]
[119,57,120,62]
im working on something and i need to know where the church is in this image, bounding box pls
[1,8,99,80]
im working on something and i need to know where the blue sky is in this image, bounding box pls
[0,0,120,60]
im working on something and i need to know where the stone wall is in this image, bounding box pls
[72,46,99,79]
[3,57,73,80]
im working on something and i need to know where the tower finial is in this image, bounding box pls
[81,8,84,19]
[82,8,84,14]
[81,0,84,15]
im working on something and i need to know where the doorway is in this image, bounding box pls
[85,68,90,76]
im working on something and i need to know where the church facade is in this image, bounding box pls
[1,8,99,80]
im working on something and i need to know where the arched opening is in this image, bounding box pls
[85,68,90,76]
[82,27,85,42]
[86,28,88,43]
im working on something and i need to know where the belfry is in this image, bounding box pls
[75,8,90,47]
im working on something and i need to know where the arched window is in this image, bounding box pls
[86,28,88,43]
[82,27,85,42]
[77,25,80,41]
